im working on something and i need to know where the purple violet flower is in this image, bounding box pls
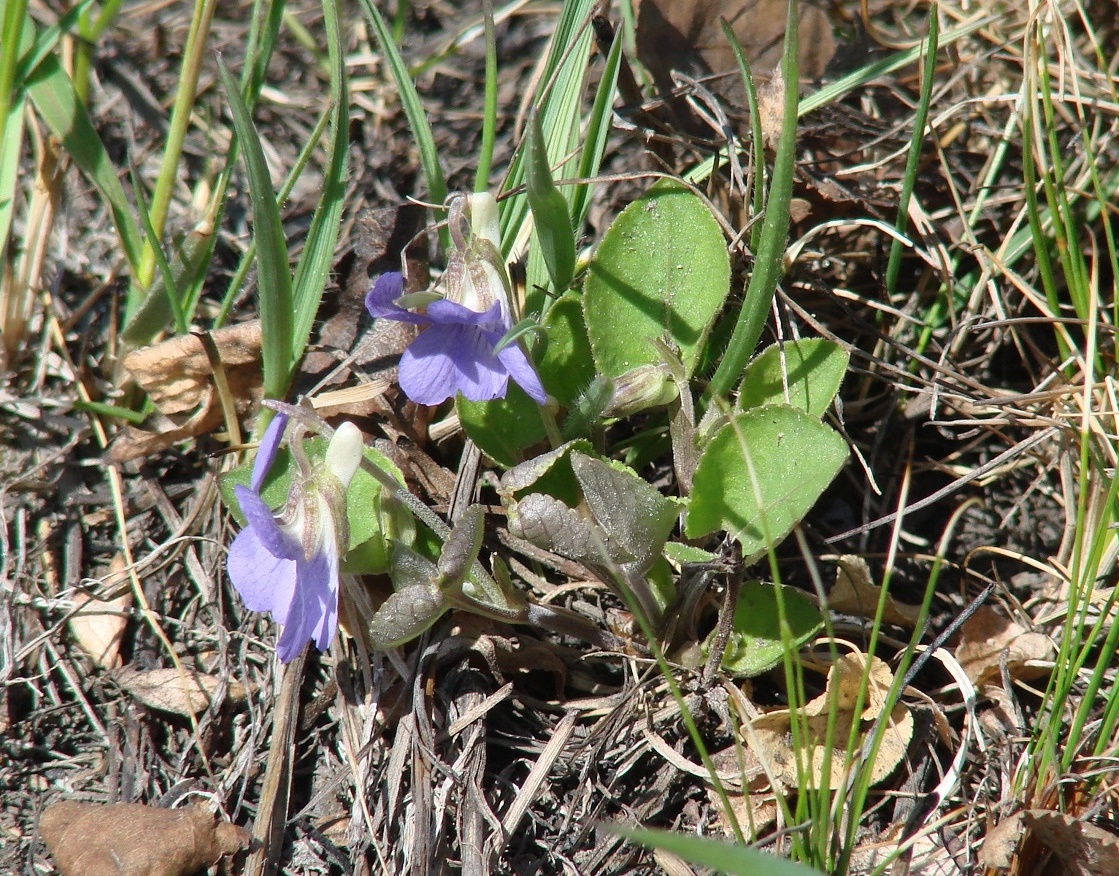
[365,193,546,407]
[227,416,363,662]
[366,273,546,405]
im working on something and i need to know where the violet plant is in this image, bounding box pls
[365,193,546,406]
[226,412,363,662]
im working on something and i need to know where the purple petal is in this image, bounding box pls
[227,525,298,623]
[399,323,509,404]
[424,299,506,331]
[274,545,338,662]
[234,486,300,561]
[365,272,428,325]
[251,411,289,491]
[496,342,547,404]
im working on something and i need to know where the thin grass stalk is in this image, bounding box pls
[131,0,219,317]
[1019,52,1065,363]
[288,0,348,378]
[686,15,990,188]
[1035,42,1094,362]
[213,106,333,329]
[358,0,448,248]
[835,500,959,876]
[886,4,938,298]
[701,0,798,408]
[719,20,764,250]
[71,0,125,103]
[474,0,498,193]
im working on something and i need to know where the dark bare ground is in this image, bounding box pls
[3,1,1117,874]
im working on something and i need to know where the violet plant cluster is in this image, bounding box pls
[227,193,546,661]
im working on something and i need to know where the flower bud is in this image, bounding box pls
[602,364,679,417]
[444,192,511,316]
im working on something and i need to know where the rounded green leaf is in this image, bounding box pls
[584,181,730,378]
[685,405,848,561]
[713,580,824,677]
[737,339,849,417]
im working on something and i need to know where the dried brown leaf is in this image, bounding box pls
[954,605,1054,686]
[828,555,920,628]
[40,801,250,876]
[749,652,912,789]
[68,555,132,668]
[980,810,1119,876]
[110,322,263,462]
[634,0,835,114]
[978,811,1025,869]
[123,321,262,416]
[112,667,247,717]
[1022,810,1119,876]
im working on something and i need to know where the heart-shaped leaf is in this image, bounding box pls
[584,181,730,379]
[737,339,849,417]
[714,580,824,677]
[685,405,847,561]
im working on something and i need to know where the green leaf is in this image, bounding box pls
[526,109,575,293]
[217,57,293,405]
[584,181,730,379]
[615,827,825,876]
[571,452,679,573]
[685,405,848,561]
[458,293,592,466]
[663,543,718,565]
[25,53,143,273]
[456,387,548,469]
[737,339,849,417]
[714,580,824,677]
[538,290,595,406]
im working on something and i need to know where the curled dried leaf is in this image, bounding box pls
[112,667,247,717]
[749,652,912,790]
[954,605,1054,686]
[40,801,251,876]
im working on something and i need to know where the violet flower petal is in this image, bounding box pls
[251,411,289,491]
[365,272,428,325]
[227,524,299,625]
[234,486,300,560]
[496,341,548,404]
[399,323,510,404]
[274,545,337,662]
[424,299,505,330]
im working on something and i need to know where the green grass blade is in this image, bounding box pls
[213,104,333,329]
[886,3,938,297]
[720,18,765,249]
[217,56,294,403]
[701,0,799,407]
[24,52,144,274]
[570,22,622,227]
[289,0,349,367]
[0,94,24,260]
[525,109,575,293]
[616,827,824,875]
[474,0,498,192]
[358,0,447,214]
